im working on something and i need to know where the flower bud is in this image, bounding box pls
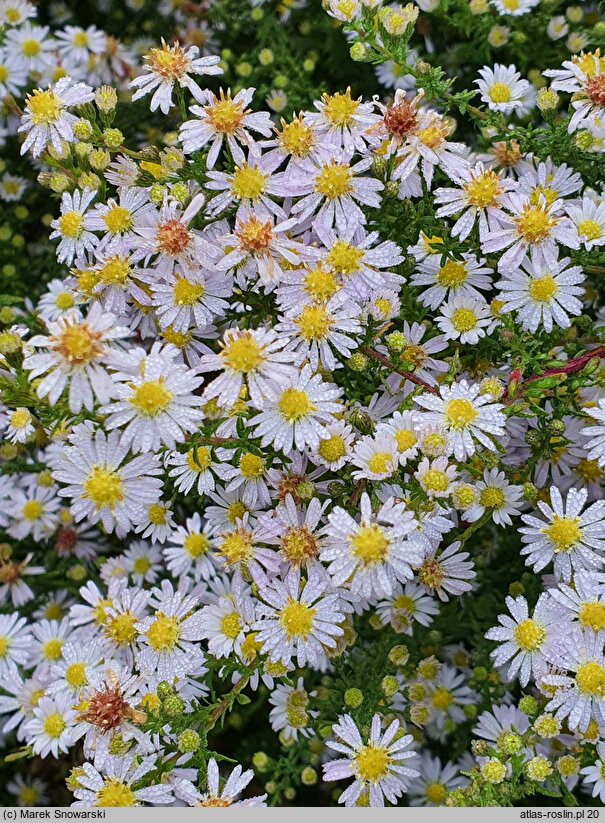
[177,729,201,753]
[344,688,364,708]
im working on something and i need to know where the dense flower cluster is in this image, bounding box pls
[1,0,605,809]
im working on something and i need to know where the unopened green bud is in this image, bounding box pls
[95,85,117,112]
[274,74,288,89]
[348,407,373,435]
[103,128,124,149]
[73,119,93,140]
[284,787,296,801]
[162,694,185,717]
[89,149,110,170]
[350,42,370,62]
[176,729,200,753]
[536,88,559,113]
[463,704,477,720]
[386,331,406,352]
[265,781,276,794]
[519,695,538,715]
[156,681,174,700]
[0,307,16,324]
[385,180,400,198]
[521,482,538,502]
[381,675,399,698]
[67,564,87,582]
[498,731,522,754]
[575,130,595,151]
[75,141,93,157]
[525,756,553,782]
[296,480,315,501]
[259,48,274,66]
[348,352,368,371]
[236,62,253,78]
[253,751,270,771]
[547,419,565,435]
[0,331,21,354]
[149,184,166,205]
[508,581,525,597]
[388,645,410,666]
[78,172,101,190]
[250,7,263,20]
[49,172,70,193]
[170,182,190,203]
[473,666,488,681]
[344,688,363,708]
[481,757,507,784]
[301,766,317,786]
[593,21,605,39]
[303,58,315,72]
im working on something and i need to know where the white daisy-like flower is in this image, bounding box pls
[180,87,273,168]
[129,40,222,114]
[4,407,35,444]
[199,588,254,659]
[581,399,605,469]
[256,494,328,569]
[322,713,418,807]
[310,419,355,471]
[0,613,33,678]
[5,22,54,72]
[150,266,230,332]
[475,64,530,113]
[376,581,440,634]
[7,484,60,542]
[165,444,217,496]
[250,365,343,453]
[485,593,559,687]
[135,582,205,679]
[303,87,379,152]
[417,540,476,601]
[253,566,345,667]
[51,423,163,534]
[566,195,605,250]
[0,553,44,608]
[482,192,579,271]
[55,24,106,65]
[519,487,605,583]
[163,512,216,581]
[101,342,204,453]
[198,326,298,410]
[269,677,317,740]
[436,294,492,344]
[495,250,584,333]
[18,76,95,157]
[214,448,272,509]
[415,456,458,499]
[350,435,400,482]
[72,753,173,807]
[489,0,539,15]
[321,493,422,599]
[410,252,493,311]
[24,304,130,414]
[408,753,468,806]
[461,468,523,526]
[516,156,582,204]
[581,743,605,803]
[0,170,28,202]
[473,702,529,744]
[176,757,266,807]
[49,188,98,265]
[22,693,77,758]
[548,572,605,634]
[544,52,605,134]
[37,278,79,322]
[86,186,154,252]
[542,628,605,733]
[414,380,506,461]
[434,161,516,242]
[0,0,36,27]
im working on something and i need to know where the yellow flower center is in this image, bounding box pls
[43,712,66,738]
[318,435,346,462]
[436,260,468,288]
[529,185,558,208]
[464,170,501,208]
[0,636,8,658]
[173,277,204,306]
[133,556,151,576]
[451,308,477,333]
[425,783,447,804]
[146,612,180,652]
[95,779,136,808]
[513,618,545,651]
[18,788,39,806]
[98,256,131,286]
[83,466,124,510]
[393,594,416,612]
[186,446,212,473]
[367,452,394,475]
[515,205,557,243]
[354,744,390,784]
[422,469,449,492]
[488,82,512,104]
[55,292,74,310]
[528,275,557,303]
[104,206,132,234]
[576,661,605,696]
[239,452,265,479]
[45,604,63,620]
[221,333,264,373]
[577,219,603,242]
[206,96,244,134]
[22,500,43,521]
[444,398,478,430]
[183,532,210,558]
[303,265,339,300]
[579,603,605,632]
[280,526,318,565]
[231,164,267,201]
[130,380,173,417]
[279,599,316,638]
[58,211,83,239]
[22,39,42,58]
[322,89,359,125]
[277,388,316,423]
[43,639,64,661]
[10,408,31,430]
[105,612,137,646]
[220,611,242,639]
[296,304,331,341]
[314,163,352,199]
[72,31,89,48]
[27,88,63,125]
[148,504,166,525]
[544,516,582,552]
[147,43,188,78]
[218,528,253,565]
[432,686,453,711]
[395,429,417,452]
[278,117,314,156]
[326,241,364,276]
[417,123,446,149]
[480,487,505,508]
[65,662,88,689]
[351,524,390,565]
[93,599,113,625]
[226,501,247,524]
[576,458,602,482]
[56,323,102,365]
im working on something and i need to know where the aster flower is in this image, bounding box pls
[22,693,77,758]
[269,677,317,740]
[461,469,523,526]
[72,753,173,806]
[323,713,418,807]
[303,87,379,152]
[566,195,605,250]
[176,758,266,807]
[416,541,476,601]
[408,753,468,807]
[519,487,605,582]
[475,64,530,114]
[49,188,98,265]
[544,52,605,133]
[321,493,422,599]
[129,40,222,114]
[436,294,492,344]
[163,512,216,581]
[581,399,605,469]
[19,76,94,157]
[0,613,33,678]
[410,252,493,311]
[486,593,559,687]
[376,581,440,634]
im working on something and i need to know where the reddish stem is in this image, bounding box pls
[360,347,438,394]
